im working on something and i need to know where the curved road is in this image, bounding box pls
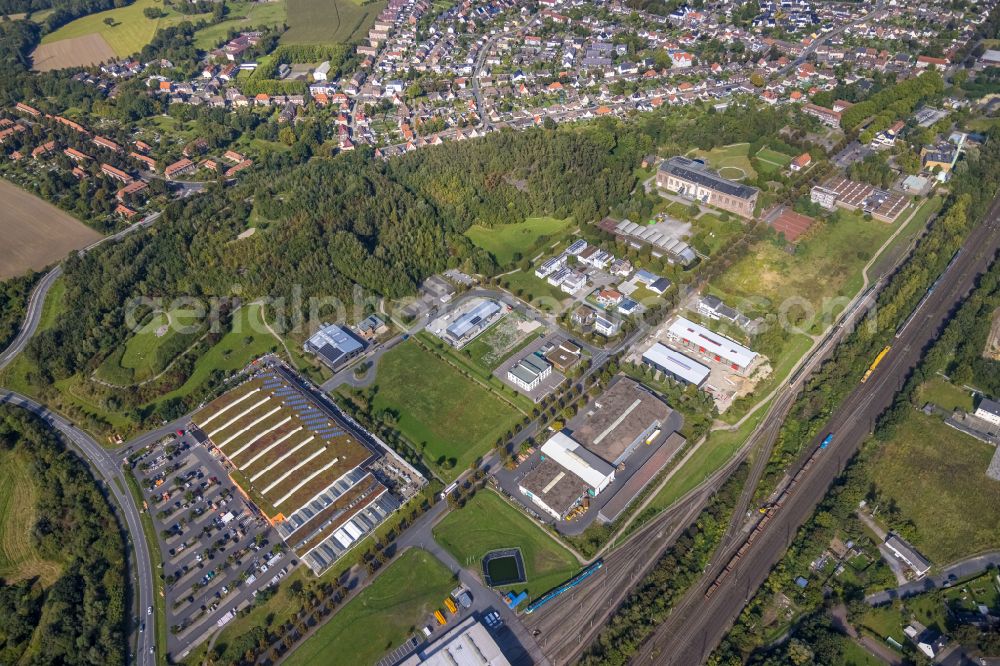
[0,390,157,665]
[631,193,1000,665]
[0,209,164,665]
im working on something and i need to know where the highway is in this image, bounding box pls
[0,390,158,666]
[0,210,162,375]
[0,209,165,665]
[630,193,1000,665]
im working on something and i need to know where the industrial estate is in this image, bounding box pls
[1,0,1000,665]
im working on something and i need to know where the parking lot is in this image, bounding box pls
[128,430,295,661]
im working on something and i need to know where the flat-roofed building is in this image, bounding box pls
[445,299,502,347]
[642,343,710,387]
[545,340,581,372]
[571,377,680,466]
[657,156,759,218]
[666,316,758,374]
[304,323,366,369]
[399,616,510,666]
[507,354,552,392]
[540,431,615,495]
[518,457,592,521]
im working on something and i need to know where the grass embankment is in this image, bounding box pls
[433,490,578,600]
[0,449,61,585]
[283,549,455,666]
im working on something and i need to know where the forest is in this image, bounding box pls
[0,406,126,665]
[0,271,37,352]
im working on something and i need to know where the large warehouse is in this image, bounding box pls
[571,377,679,466]
[190,366,414,574]
[642,342,711,388]
[518,377,683,521]
[666,317,758,374]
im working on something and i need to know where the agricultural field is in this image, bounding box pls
[0,449,61,585]
[0,179,102,280]
[36,0,206,64]
[867,410,1000,563]
[690,143,755,181]
[464,216,574,266]
[281,0,386,45]
[283,548,455,666]
[710,209,894,330]
[432,490,579,600]
[193,0,287,49]
[95,307,206,385]
[369,340,522,478]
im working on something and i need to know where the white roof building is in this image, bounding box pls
[540,432,615,495]
[666,317,758,372]
[642,343,710,387]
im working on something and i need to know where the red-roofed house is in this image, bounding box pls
[790,152,812,171]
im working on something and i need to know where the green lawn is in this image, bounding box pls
[281,0,386,44]
[464,216,573,266]
[712,209,894,331]
[688,212,745,256]
[145,303,281,410]
[283,549,455,666]
[691,143,755,180]
[96,307,205,385]
[193,0,287,49]
[0,449,61,586]
[868,410,1000,563]
[41,0,206,57]
[755,147,794,167]
[836,635,886,666]
[915,377,974,412]
[370,340,522,479]
[501,270,568,312]
[432,490,578,600]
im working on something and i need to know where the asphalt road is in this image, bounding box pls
[0,389,158,666]
[866,551,1000,606]
[630,193,1000,665]
[0,209,165,665]
[0,210,162,375]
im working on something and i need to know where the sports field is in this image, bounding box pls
[690,143,755,181]
[281,0,386,44]
[0,449,61,585]
[710,209,893,328]
[284,548,455,666]
[0,179,102,280]
[38,0,205,62]
[370,340,521,478]
[432,490,578,599]
[465,216,573,266]
[868,411,1000,563]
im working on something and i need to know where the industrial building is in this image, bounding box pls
[810,177,908,222]
[304,323,366,369]
[189,366,419,575]
[598,217,698,266]
[506,354,552,392]
[444,299,503,347]
[642,343,711,388]
[666,317,758,374]
[519,431,617,520]
[656,156,759,218]
[399,616,510,666]
[571,377,680,466]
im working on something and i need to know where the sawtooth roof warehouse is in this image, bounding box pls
[189,364,424,575]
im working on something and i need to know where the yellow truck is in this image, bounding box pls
[434,610,447,625]
[444,597,458,614]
